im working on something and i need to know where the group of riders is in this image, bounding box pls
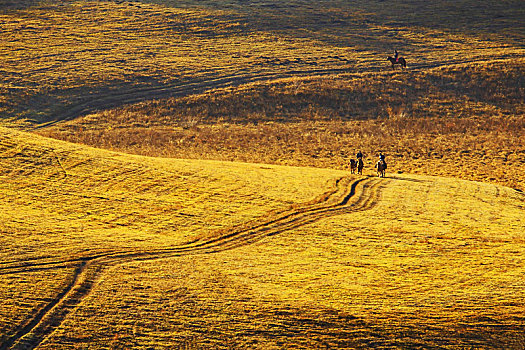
[347,49,399,177]
[349,151,387,177]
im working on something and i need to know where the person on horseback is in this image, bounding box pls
[355,151,364,175]
[379,152,387,170]
[387,51,406,69]
[375,152,387,177]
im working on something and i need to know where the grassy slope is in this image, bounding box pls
[0,0,355,123]
[1,0,525,348]
[1,0,523,123]
[0,127,344,345]
[47,176,525,349]
[40,58,525,191]
[2,128,525,348]
[9,0,519,191]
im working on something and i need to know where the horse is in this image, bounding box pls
[349,159,357,174]
[375,160,387,177]
[357,158,364,175]
[387,56,407,69]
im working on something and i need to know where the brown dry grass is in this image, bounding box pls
[2,1,525,347]
[45,59,524,125]
[0,127,345,346]
[39,59,525,191]
[1,0,523,123]
[39,117,525,191]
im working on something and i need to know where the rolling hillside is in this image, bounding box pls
[39,58,525,191]
[2,0,524,192]
[1,128,524,349]
[1,0,525,349]
[1,0,523,124]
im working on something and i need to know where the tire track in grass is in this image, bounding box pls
[0,262,88,350]
[0,177,383,274]
[32,54,521,129]
[1,176,388,350]
[33,67,357,129]
[188,177,385,252]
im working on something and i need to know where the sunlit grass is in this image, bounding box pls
[3,126,525,348]
[0,269,77,346]
[2,0,525,348]
[36,171,525,349]
[0,127,346,343]
[1,0,523,123]
[39,59,525,191]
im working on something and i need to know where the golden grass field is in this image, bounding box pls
[3,0,521,189]
[1,0,525,348]
[1,0,523,124]
[2,128,525,349]
[40,59,525,191]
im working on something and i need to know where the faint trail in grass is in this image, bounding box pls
[32,54,521,130]
[33,67,356,129]
[0,176,388,350]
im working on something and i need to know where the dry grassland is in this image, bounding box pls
[0,127,345,347]
[0,0,355,123]
[3,1,524,192]
[2,129,524,349]
[41,59,525,191]
[1,0,523,123]
[1,0,525,348]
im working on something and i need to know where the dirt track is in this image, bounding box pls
[5,53,521,349]
[33,54,521,129]
[0,176,387,349]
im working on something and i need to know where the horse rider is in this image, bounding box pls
[379,152,386,163]
[356,151,363,160]
[394,50,399,63]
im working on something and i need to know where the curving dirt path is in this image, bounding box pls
[34,67,357,129]
[33,54,521,129]
[0,176,388,350]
